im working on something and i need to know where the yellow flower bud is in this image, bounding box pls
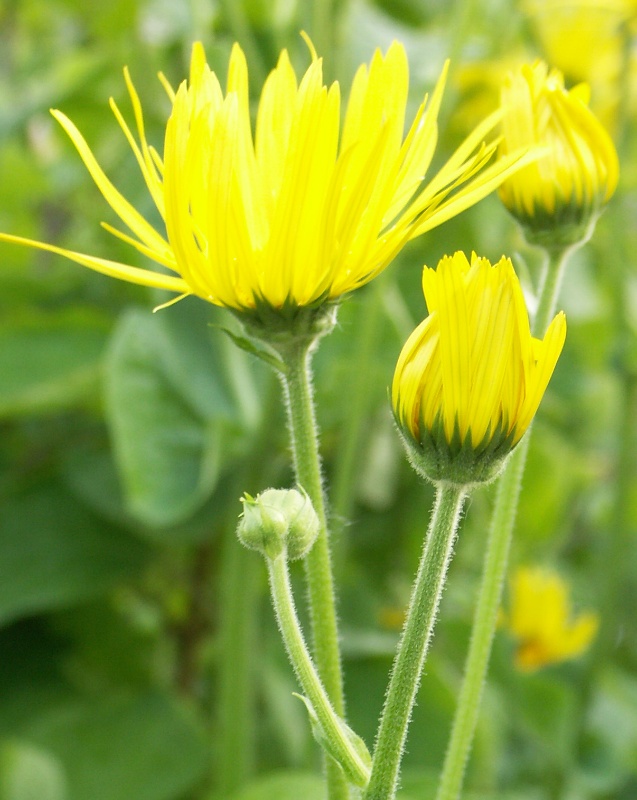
[498,61,619,247]
[502,565,599,671]
[392,252,566,486]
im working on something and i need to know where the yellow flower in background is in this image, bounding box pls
[503,565,599,671]
[498,61,619,246]
[523,0,637,132]
[450,54,530,136]
[0,40,529,325]
[392,251,566,485]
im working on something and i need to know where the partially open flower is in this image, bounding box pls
[392,251,566,486]
[498,61,619,247]
[0,40,530,331]
[502,565,599,671]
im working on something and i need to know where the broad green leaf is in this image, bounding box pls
[398,770,546,799]
[0,482,148,626]
[0,310,109,418]
[22,692,207,800]
[229,771,325,800]
[105,301,262,527]
[0,740,67,800]
[584,668,637,781]
[507,673,577,765]
[259,662,312,767]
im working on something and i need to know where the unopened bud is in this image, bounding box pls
[279,488,320,560]
[237,488,320,560]
[238,492,288,559]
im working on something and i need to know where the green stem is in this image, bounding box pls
[216,536,259,796]
[331,282,385,567]
[434,442,527,800]
[435,245,572,800]
[267,552,371,788]
[533,245,573,337]
[279,338,349,800]
[363,484,467,800]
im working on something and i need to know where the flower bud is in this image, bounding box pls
[392,252,566,486]
[277,488,321,560]
[237,488,320,560]
[498,61,619,248]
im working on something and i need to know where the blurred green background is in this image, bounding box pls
[0,0,636,798]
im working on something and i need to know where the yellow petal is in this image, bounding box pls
[0,232,189,294]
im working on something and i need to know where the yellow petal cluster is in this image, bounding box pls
[498,61,619,245]
[392,252,566,485]
[523,0,637,133]
[503,565,599,671]
[0,40,530,321]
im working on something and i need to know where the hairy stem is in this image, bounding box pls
[267,552,370,788]
[279,337,349,800]
[435,245,572,800]
[364,484,466,800]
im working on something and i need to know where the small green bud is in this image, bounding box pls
[278,488,320,560]
[237,492,288,559]
[237,488,320,560]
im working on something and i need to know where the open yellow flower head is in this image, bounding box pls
[503,565,599,671]
[0,40,531,331]
[498,61,619,247]
[392,252,566,486]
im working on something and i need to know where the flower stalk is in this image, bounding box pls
[272,331,349,800]
[266,551,371,790]
[435,244,572,800]
[276,334,345,714]
[238,484,356,797]
[363,484,467,800]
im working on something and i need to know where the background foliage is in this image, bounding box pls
[0,0,636,798]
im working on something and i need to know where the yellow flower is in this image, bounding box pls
[498,61,619,246]
[392,251,566,485]
[523,0,636,133]
[503,565,599,671]
[0,40,530,326]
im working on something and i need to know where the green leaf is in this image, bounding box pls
[397,769,546,800]
[0,482,148,627]
[22,692,207,800]
[508,673,577,765]
[216,325,285,374]
[292,694,371,787]
[105,302,261,527]
[582,667,637,785]
[0,310,109,418]
[228,771,325,800]
[0,628,206,800]
[0,740,67,800]
[259,662,311,766]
